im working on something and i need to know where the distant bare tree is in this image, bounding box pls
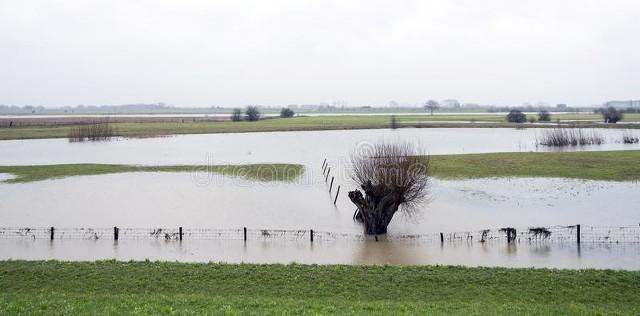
[231,108,243,121]
[424,100,440,115]
[506,109,527,123]
[348,142,430,234]
[600,107,623,123]
[245,106,261,121]
[280,107,295,118]
[538,110,551,122]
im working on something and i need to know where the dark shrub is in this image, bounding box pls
[622,130,639,144]
[601,107,623,123]
[506,110,527,123]
[231,108,243,121]
[538,110,551,122]
[280,108,295,118]
[537,128,605,146]
[245,106,261,121]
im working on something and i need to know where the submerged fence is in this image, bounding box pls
[0,225,639,244]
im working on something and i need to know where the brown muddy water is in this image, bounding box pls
[1,173,639,232]
[2,239,640,270]
[1,128,639,268]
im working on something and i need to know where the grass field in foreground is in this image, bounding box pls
[0,164,303,183]
[429,150,640,181]
[0,261,638,315]
[2,113,640,140]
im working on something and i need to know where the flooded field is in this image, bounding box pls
[1,128,638,166]
[1,128,639,269]
[1,173,639,232]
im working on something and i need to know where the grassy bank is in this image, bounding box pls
[0,164,304,183]
[1,151,639,183]
[2,113,640,140]
[430,150,640,181]
[0,261,638,315]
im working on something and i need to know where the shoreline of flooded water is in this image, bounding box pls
[2,239,639,270]
[2,128,639,268]
[1,128,638,166]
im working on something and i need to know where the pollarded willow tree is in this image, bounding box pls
[348,142,430,235]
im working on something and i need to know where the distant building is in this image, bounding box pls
[299,104,318,111]
[442,99,461,108]
[604,100,640,108]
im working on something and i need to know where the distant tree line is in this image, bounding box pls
[505,107,626,124]
[488,105,580,113]
[506,110,552,123]
[230,106,296,122]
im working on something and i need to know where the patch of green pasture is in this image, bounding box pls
[0,164,304,183]
[429,150,640,181]
[2,113,640,140]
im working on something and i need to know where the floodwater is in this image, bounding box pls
[1,127,639,269]
[1,173,639,232]
[1,128,638,166]
[1,173,639,269]
[2,239,639,270]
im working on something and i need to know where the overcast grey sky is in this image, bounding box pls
[1,0,638,107]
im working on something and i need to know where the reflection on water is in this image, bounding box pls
[2,239,639,270]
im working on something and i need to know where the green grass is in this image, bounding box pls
[1,151,639,183]
[430,150,640,181]
[2,113,640,140]
[0,164,304,183]
[0,261,638,315]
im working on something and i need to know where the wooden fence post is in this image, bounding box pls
[244,227,247,241]
[322,158,326,169]
[329,177,334,193]
[179,227,183,241]
[50,227,54,240]
[334,186,340,205]
[440,232,444,243]
[576,224,581,244]
[310,229,314,243]
[325,168,330,182]
[114,227,119,241]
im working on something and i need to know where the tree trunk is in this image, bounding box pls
[348,181,402,235]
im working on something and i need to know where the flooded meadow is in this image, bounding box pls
[1,128,639,269]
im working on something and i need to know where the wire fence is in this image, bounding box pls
[0,225,639,244]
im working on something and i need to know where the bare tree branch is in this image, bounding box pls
[349,141,430,234]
